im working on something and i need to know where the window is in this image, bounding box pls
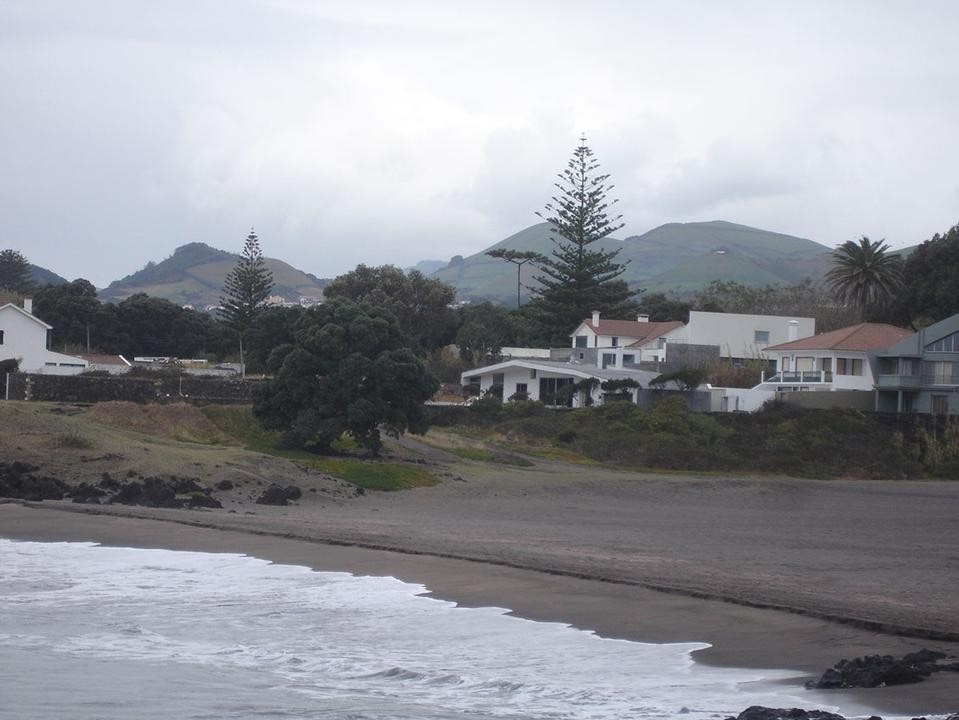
[932,395,949,415]
[514,382,528,398]
[926,331,959,353]
[754,330,770,343]
[539,377,574,406]
[836,358,862,375]
[530,369,537,379]
[821,357,832,372]
[622,354,635,365]
[923,361,958,385]
[611,337,618,347]
[0,330,4,344]
[575,335,588,348]
[602,353,615,369]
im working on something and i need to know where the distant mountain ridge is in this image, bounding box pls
[98,242,328,308]
[430,220,836,303]
[29,264,69,287]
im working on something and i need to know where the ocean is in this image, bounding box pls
[0,538,896,720]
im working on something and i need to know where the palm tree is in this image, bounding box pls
[825,236,902,320]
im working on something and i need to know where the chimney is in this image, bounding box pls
[591,310,600,325]
[23,297,33,314]
[788,320,799,342]
[637,314,650,323]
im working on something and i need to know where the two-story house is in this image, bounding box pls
[0,300,88,375]
[874,313,959,414]
[760,323,913,391]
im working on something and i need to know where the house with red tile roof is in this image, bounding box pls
[568,311,685,367]
[72,353,132,375]
[761,322,913,391]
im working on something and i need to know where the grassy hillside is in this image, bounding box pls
[29,264,69,287]
[99,242,328,307]
[428,220,834,303]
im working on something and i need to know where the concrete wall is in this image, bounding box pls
[4,373,258,404]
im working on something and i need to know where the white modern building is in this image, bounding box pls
[0,300,88,375]
[667,310,815,363]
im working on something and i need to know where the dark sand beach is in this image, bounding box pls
[2,450,958,715]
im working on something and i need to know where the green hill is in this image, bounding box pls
[99,242,328,308]
[429,220,834,303]
[29,264,69,287]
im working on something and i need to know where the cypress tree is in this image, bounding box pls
[219,229,274,340]
[529,137,635,342]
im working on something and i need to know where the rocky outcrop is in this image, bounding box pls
[807,649,959,689]
[727,708,847,720]
[0,464,222,510]
[0,462,69,500]
[255,483,302,506]
[727,708,959,720]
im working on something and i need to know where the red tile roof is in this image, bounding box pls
[73,353,131,366]
[766,323,912,352]
[577,319,684,345]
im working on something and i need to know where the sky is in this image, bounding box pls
[2,1,959,288]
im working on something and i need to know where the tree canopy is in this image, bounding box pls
[219,230,274,335]
[527,137,635,342]
[0,249,35,295]
[454,302,529,363]
[894,223,959,326]
[323,264,457,351]
[252,298,438,455]
[825,236,902,321]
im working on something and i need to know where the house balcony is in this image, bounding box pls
[876,374,922,390]
[761,370,833,384]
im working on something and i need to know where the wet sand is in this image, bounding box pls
[3,476,958,717]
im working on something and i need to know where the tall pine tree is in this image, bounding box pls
[219,230,274,363]
[0,249,35,295]
[529,137,635,343]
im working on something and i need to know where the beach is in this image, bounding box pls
[2,448,958,716]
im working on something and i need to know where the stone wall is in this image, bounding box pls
[3,373,260,405]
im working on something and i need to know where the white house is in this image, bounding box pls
[461,358,660,407]
[761,323,913,391]
[0,300,88,375]
[568,311,685,364]
[668,310,816,363]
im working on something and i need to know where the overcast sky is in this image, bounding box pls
[3,1,958,287]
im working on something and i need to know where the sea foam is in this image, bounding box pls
[0,538,894,720]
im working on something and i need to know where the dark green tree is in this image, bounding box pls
[825,236,902,321]
[245,305,305,373]
[0,249,35,294]
[894,223,959,326]
[528,137,635,343]
[323,265,457,351]
[454,302,529,363]
[253,298,439,455]
[219,230,275,359]
[33,279,113,351]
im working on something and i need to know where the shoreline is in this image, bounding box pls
[3,501,958,716]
